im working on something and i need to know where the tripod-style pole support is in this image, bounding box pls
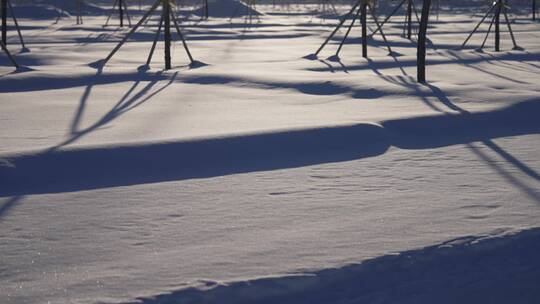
[371,0,420,40]
[314,0,393,59]
[105,0,132,27]
[417,0,431,83]
[1,0,25,49]
[56,0,84,25]
[1,40,18,68]
[100,0,194,70]
[461,0,521,52]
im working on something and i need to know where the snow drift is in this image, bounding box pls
[187,0,262,18]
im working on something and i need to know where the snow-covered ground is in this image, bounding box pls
[1,3,540,303]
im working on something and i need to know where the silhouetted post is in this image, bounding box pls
[119,0,124,27]
[163,0,172,70]
[533,0,537,21]
[361,1,367,58]
[1,0,6,45]
[417,0,431,83]
[495,1,500,52]
[204,0,209,19]
[406,0,412,39]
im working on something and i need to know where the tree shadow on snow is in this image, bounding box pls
[0,98,539,198]
[123,227,540,304]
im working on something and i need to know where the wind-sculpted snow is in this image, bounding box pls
[1,100,539,197]
[126,227,540,304]
[1,6,540,304]
[186,0,262,18]
[0,123,388,196]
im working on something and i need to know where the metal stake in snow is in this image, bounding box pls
[313,0,394,59]
[56,0,85,25]
[100,0,195,70]
[230,0,260,24]
[417,0,431,83]
[533,0,537,21]
[203,0,209,20]
[0,40,19,68]
[461,0,522,51]
[104,0,133,27]
[0,0,26,49]
[370,0,422,40]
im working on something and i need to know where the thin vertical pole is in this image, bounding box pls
[495,1,500,52]
[1,0,7,45]
[163,0,172,70]
[77,0,82,25]
[533,0,536,21]
[406,0,412,39]
[204,0,209,19]
[417,0,431,83]
[361,1,367,58]
[119,0,124,27]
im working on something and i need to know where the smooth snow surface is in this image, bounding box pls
[187,0,262,18]
[1,3,540,304]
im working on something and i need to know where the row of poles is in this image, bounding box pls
[1,0,537,82]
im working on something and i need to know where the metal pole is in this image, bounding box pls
[146,13,164,66]
[368,3,394,55]
[533,0,537,21]
[406,0,412,39]
[417,0,431,83]
[163,0,172,70]
[480,12,497,50]
[335,5,361,57]
[371,0,406,36]
[314,1,361,56]
[7,0,25,49]
[2,0,7,45]
[461,3,496,49]
[502,5,520,49]
[119,0,124,27]
[361,1,367,58]
[101,0,161,67]
[495,0,500,52]
[170,7,194,63]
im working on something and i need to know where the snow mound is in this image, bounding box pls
[112,227,540,304]
[187,0,262,18]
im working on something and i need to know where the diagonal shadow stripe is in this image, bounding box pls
[0,100,539,198]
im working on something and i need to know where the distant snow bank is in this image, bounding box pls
[131,227,540,304]
[12,0,106,19]
[186,0,262,18]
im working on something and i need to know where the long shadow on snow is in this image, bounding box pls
[1,100,539,197]
[124,227,540,304]
[308,51,540,82]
